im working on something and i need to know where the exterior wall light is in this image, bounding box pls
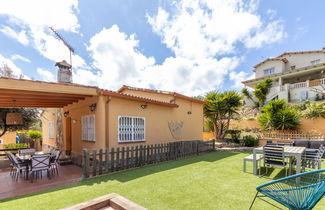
[63,111,70,117]
[89,103,97,112]
[140,104,148,109]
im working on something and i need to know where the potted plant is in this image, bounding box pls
[27,130,42,151]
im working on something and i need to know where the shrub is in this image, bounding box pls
[225,129,241,144]
[258,100,300,130]
[303,102,325,119]
[27,130,42,139]
[4,143,28,149]
[242,135,259,147]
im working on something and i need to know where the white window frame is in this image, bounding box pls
[311,59,320,65]
[48,121,55,139]
[0,139,3,144]
[263,68,275,75]
[118,116,145,143]
[82,114,96,142]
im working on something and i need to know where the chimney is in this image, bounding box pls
[55,60,72,83]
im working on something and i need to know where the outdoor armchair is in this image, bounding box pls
[249,169,325,210]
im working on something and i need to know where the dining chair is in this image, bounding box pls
[19,148,36,155]
[8,152,28,181]
[261,145,288,177]
[292,144,325,172]
[29,154,51,182]
[50,150,61,175]
[6,152,16,176]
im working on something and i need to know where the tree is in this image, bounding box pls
[0,63,38,137]
[258,99,300,130]
[242,78,273,110]
[0,63,24,79]
[0,108,39,137]
[204,91,242,140]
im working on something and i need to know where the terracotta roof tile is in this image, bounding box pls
[118,85,207,104]
[99,89,179,107]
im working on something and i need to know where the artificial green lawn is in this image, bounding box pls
[1,152,324,210]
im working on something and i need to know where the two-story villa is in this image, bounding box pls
[242,49,325,103]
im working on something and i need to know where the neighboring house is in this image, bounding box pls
[242,49,325,103]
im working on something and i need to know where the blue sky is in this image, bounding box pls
[0,0,324,96]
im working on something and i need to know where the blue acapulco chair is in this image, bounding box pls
[249,169,325,210]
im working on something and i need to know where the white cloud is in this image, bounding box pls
[75,0,285,96]
[266,9,277,20]
[0,54,27,78]
[37,68,55,82]
[0,0,85,67]
[229,71,254,90]
[11,54,31,63]
[0,25,29,45]
[148,0,286,58]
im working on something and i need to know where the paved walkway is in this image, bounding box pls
[0,165,82,200]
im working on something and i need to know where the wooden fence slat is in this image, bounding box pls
[111,148,115,172]
[126,147,130,169]
[99,149,103,175]
[82,149,89,179]
[121,147,125,170]
[116,147,120,170]
[92,149,97,177]
[104,148,109,173]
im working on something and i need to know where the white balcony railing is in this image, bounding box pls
[289,81,307,89]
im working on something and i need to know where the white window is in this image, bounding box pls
[263,68,275,75]
[48,121,54,139]
[0,139,3,144]
[311,59,320,65]
[118,116,145,142]
[82,115,96,141]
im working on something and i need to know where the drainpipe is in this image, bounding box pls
[105,96,111,148]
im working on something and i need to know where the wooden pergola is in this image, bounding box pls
[0,78,97,108]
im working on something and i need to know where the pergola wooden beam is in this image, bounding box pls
[0,87,94,108]
[0,89,91,98]
[0,104,65,108]
[0,98,79,103]
[0,94,85,100]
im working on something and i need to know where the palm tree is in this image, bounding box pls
[242,78,273,110]
[204,91,242,140]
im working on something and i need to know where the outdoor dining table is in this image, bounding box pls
[16,152,46,180]
[252,146,306,175]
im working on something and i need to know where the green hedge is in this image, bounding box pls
[4,143,28,149]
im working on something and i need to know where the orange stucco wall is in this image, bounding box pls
[41,108,57,149]
[0,132,16,149]
[42,93,204,164]
[203,132,214,140]
[62,96,106,154]
[107,97,203,148]
[229,118,325,134]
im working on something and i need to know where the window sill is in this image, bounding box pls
[82,140,96,142]
[118,140,146,144]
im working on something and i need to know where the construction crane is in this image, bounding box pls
[49,27,75,67]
